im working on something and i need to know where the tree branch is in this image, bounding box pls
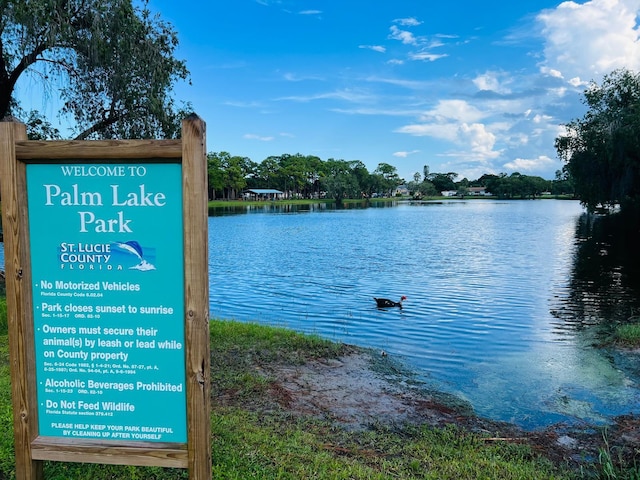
[73,112,123,140]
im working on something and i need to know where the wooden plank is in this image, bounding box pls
[181,115,212,479]
[30,437,188,468]
[15,139,182,160]
[0,121,43,480]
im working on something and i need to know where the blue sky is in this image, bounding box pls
[45,1,640,182]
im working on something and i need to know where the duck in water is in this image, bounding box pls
[373,296,407,309]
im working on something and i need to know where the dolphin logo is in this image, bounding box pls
[112,241,156,271]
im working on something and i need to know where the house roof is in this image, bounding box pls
[246,189,283,194]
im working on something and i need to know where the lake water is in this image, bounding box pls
[208,200,640,430]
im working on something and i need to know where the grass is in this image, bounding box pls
[614,320,640,347]
[0,300,633,479]
[595,428,640,480]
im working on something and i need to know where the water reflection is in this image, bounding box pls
[554,213,640,333]
[208,200,399,216]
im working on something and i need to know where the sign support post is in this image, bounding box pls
[0,116,211,480]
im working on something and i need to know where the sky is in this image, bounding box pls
[36,0,640,182]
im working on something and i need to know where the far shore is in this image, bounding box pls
[208,194,576,209]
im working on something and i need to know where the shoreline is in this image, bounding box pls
[227,337,640,472]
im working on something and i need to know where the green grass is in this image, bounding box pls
[0,304,630,479]
[614,321,640,346]
[595,428,640,480]
[0,296,7,336]
[208,408,561,480]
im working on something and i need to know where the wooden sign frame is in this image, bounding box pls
[0,116,211,480]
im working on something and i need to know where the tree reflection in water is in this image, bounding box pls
[556,212,640,333]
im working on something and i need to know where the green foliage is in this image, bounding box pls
[20,110,62,140]
[596,428,640,480]
[0,0,189,140]
[615,322,640,346]
[428,172,458,193]
[482,172,551,198]
[556,68,640,214]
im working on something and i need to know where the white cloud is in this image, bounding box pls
[458,123,500,158]
[538,0,640,82]
[278,89,374,103]
[409,51,448,61]
[532,113,553,124]
[396,122,459,141]
[503,155,554,172]
[282,72,324,82]
[299,10,322,15]
[244,134,275,141]
[421,100,486,123]
[359,45,386,53]
[568,77,586,87]
[540,66,564,79]
[393,150,420,158]
[389,25,418,45]
[473,71,512,94]
[394,17,422,27]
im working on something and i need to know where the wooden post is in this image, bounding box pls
[181,115,212,479]
[0,120,43,480]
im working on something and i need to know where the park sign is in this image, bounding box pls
[29,162,186,442]
[0,117,211,480]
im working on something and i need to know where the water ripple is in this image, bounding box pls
[209,200,640,429]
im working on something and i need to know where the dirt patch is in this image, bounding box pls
[252,347,640,472]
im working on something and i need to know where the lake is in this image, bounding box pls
[208,199,640,430]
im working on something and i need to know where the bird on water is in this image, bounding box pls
[373,296,407,309]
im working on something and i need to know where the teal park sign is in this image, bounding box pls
[26,163,187,443]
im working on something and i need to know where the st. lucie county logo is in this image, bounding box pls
[111,241,156,271]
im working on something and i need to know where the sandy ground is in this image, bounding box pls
[253,348,640,471]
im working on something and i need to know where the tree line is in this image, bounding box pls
[555,68,640,217]
[207,153,403,204]
[207,152,574,202]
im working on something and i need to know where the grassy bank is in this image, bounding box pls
[0,302,634,478]
[615,318,640,346]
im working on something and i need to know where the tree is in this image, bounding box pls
[374,162,402,196]
[207,152,225,200]
[484,172,550,199]
[1,0,189,140]
[550,168,574,196]
[22,109,61,140]
[428,172,457,193]
[555,68,640,213]
[321,159,360,205]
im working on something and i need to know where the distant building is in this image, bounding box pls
[468,187,490,196]
[243,189,284,200]
[394,185,409,196]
